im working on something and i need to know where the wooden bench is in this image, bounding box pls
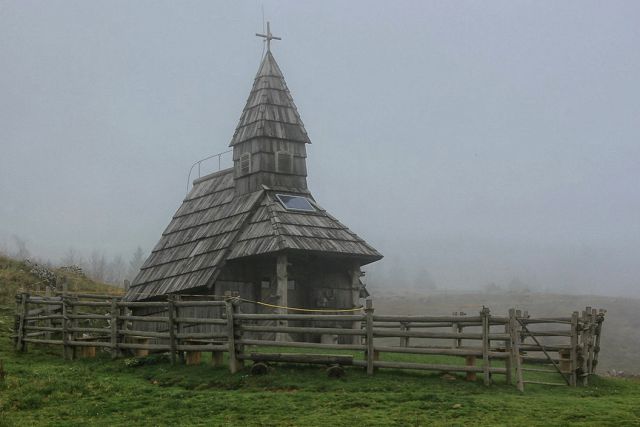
[242,352,355,366]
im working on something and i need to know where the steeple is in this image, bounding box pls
[231,25,311,195]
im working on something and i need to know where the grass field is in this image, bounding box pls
[1,325,640,426]
[1,255,640,426]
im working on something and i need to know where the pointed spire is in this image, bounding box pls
[229,49,310,146]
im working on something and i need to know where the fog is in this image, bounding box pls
[1,1,638,297]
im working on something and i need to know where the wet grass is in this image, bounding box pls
[1,322,639,426]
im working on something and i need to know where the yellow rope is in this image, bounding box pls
[240,298,363,313]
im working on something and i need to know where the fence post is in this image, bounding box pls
[508,308,524,392]
[592,309,604,374]
[400,322,409,347]
[365,299,374,375]
[570,311,579,387]
[110,297,119,360]
[175,295,185,364]
[70,297,79,360]
[62,296,69,360]
[481,307,491,386]
[167,296,177,365]
[226,298,242,373]
[504,313,512,386]
[15,293,28,352]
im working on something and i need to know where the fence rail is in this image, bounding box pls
[11,292,605,391]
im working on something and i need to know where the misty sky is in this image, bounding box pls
[1,1,639,296]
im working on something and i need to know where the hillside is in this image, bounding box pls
[0,255,122,307]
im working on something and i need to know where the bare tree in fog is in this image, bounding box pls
[106,255,126,286]
[12,235,30,260]
[127,246,145,281]
[88,250,107,282]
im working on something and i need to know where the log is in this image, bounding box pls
[237,339,365,351]
[240,353,354,365]
[373,345,508,359]
[373,315,483,323]
[235,313,365,322]
[359,360,507,374]
[174,317,227,325]
[239,325,365,336]
[117,315,168,323]
[174,301,226,307]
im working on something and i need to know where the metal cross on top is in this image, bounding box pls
[256,21,281,52]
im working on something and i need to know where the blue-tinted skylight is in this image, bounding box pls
[276,194,316,212]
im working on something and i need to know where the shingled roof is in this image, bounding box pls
[230,50,311,146]
[125,47,381,301]
[126,169,381,301]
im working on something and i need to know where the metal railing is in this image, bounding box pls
[186,150,232,193]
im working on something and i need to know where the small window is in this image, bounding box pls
[276,151,293,174]
[287,280,296,290]
[276,194,316,212]
[240,153,251,175]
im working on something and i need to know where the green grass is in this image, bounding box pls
[1,255,639,425]
[1,325,639,427]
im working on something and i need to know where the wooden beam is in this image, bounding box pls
[276,254,288,342]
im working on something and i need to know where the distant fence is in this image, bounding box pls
[12,292,605,392]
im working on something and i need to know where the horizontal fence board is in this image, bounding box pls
[55,292,123,299]
[119,330,170,339]
[239,325,365,336]
[24,326,62,332]
[22,338,64,345]
[235,314,365,321]
[70,301,111,307]
[518,344,572,351]
[175,317,227,325]
[176,332,229,339]
[68,340,112,348]
[25,299,63,306]
[238,339,366,351]
[521,318,572,324]
[374,345,509,359]
[371,322,454,329]
[176,344,228,352]
[68,314,110,320]
[174,301,226,307]
[118,315,168,323]
[373,315,483,323]
[521,331,572,337]
[24,315,63,321]
[68,327,111,334]
[118,343,171,351]
[117,301,167,308]
[363,360,507,374]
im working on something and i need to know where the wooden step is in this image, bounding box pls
[523,380,566,386]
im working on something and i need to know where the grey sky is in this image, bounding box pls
[1,1,639,296]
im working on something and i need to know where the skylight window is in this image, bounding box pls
[276,194,316,212]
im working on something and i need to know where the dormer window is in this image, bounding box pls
[276,194,316,212]
[240,152,251,175]
[276,150,293,174]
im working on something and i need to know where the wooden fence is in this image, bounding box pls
[12,292,605,392]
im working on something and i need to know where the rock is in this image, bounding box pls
[452,403,462,409]
[441,373,456,381]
